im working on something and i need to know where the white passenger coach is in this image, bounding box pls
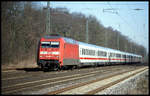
[78,41,142,66]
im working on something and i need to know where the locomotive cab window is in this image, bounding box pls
[41,41,59,48]
[51,41,59,48]
[41,42,50,48]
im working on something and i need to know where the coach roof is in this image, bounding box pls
[78,41,119,52]
[78,41,141,57]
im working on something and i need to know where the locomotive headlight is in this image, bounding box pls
[40,56,43,57]
[40,51,43,54]
[51,52,59,55]
[44,51,48,54]
[40,51,48,54]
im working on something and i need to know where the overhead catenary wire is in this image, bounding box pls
[49,2,147,6]
[107,2,136,34]
[106,2,137,53]
[126,3,138,53]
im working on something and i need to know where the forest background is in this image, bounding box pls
[1,2,148,68]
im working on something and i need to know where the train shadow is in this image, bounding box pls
[16,67,43,72]
[16,67,61,72]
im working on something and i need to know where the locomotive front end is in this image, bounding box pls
[38,37,62,71]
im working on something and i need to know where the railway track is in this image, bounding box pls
[2,66,121,94]
[2,65,147,94]
[2,65,123,81]
[46,67,148,94]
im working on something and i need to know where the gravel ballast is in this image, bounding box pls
[97,69,149,95]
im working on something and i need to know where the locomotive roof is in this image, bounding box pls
[43,35,62,39]
[43,35,77,44]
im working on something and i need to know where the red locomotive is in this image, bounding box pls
[37,35,79,71]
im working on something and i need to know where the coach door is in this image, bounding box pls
[124,55,126,64]
[109,52,112,64]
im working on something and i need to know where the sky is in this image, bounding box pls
[41,1,149,53]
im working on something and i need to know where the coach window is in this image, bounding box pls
[89,50,91,55]
[84,49,86,55]
[90,50,92,55]
[101,51,103,56]
[86,49,87,55]
[97,51,100,56]
[126,55,128,58]
[119,54,121,57]
[87,49,89,55]
[116,54,121,58]
[114,53,116,57]
[104,52,107,56]
[98,51,100,56]
[88,49,90,55]
[123,55,126,58]
[127,55,129,58]
[116,54,119,57]
[128,55,130,58]
[92,50,94,55]
[82,49,85,55]
[110,53,113,57]
[98,51,106,57]
[97,51,101,56]
[85,49,87,55]
[112,53,115,57]
[86,49,88,55]
[102,51,106,57]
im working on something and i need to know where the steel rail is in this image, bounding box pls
[2,67,123,94]
[46,67,147,94]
